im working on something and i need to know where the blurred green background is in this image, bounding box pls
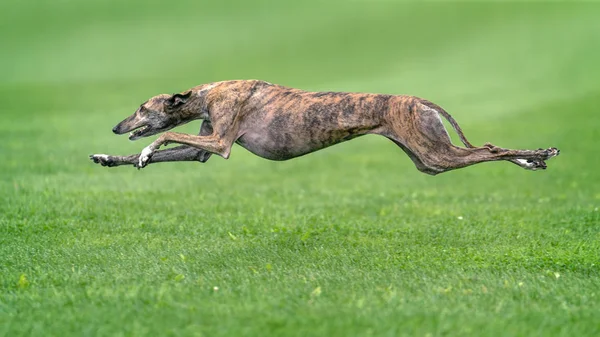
[1,1,599,336]
[1,1,599,170]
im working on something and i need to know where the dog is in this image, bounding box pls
[90,80,559,175]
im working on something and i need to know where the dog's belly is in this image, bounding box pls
[236,126,367,161]
[235,131,317,161]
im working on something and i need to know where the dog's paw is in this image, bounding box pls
[535,147,560,161]
[138,147,154,169]
[545,147,560,160]
[516,159,547,171]
[90,154,115,167]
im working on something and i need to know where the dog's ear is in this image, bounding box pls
[166,91,192,108]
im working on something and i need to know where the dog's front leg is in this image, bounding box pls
[92,120,215,168]
[90,146,212,168]
[138,132,231,168]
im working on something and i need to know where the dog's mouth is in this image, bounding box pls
[128,125,151,140]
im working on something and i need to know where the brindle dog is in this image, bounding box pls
[90,80,559,175]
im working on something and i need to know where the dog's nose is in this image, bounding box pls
[112,126,119,134]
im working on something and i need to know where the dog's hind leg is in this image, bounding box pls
[384,102,559,175]
[91,121,214,168]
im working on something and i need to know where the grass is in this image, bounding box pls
[1,1,600,336]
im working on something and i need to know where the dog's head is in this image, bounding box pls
[112,91,194,140]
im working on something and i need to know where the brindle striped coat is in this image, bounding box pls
[91,80,559,175]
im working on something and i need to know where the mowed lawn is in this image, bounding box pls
[1,1,599,336]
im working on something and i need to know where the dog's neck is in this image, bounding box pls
[177,86,213,121]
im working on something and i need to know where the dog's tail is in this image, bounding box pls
[420,99,475,148]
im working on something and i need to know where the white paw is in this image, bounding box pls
[516,159,533,168]
[516,159,536,170]
[516,158,546,171]
[94,154,109,161]
[90,154,114,167]
[138,147,154,168]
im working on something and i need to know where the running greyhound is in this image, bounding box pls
[90,80,559,175]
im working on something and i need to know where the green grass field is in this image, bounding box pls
[1,1,599,336]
